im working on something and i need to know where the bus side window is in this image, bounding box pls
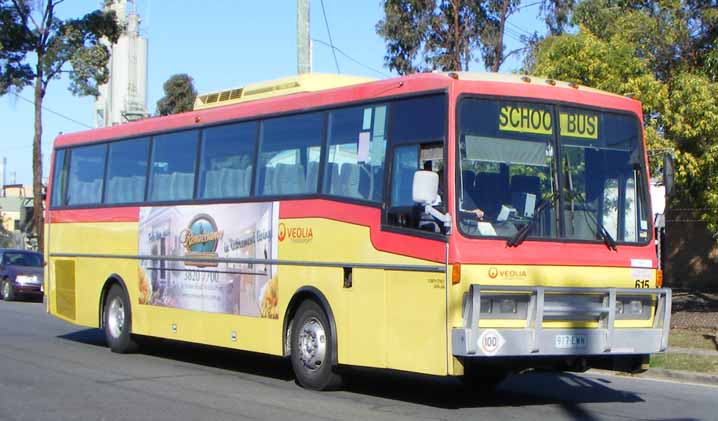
[104,137,150,204]
[197,122,257,199]
[324,104,387,202]
[385,94,446,233]
[66,144,107,206]
[256,112,324,196]
[147,130,198,202]
[50,149,68,207]
[387,143,445,232]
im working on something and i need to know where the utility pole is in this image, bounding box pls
[297,0,311,74]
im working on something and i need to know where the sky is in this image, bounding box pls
[0,0,544,187]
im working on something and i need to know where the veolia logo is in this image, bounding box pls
[179,214,223,266]
[278,222,314,243]
[278,223,287,242]
[488,267,529,280]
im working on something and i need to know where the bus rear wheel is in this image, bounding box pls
[290,300,342,390]
[103,284,138,353]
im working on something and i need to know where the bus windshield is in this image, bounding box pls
[457,98,650,245]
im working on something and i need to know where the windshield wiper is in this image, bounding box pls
[563,154,618,251]
[507,193,559,247]
[565,190,618,251]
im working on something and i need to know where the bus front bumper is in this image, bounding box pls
[452,285,671,357]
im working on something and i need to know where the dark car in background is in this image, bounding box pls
[0,249,44,301]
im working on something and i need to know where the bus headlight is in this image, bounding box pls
[615,296,651,320]
[477,294,528,319]
[499,298,518,314]
[480,298,492,313]
[627,299,643,315]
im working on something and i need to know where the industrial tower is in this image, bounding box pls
[94,0,149,127]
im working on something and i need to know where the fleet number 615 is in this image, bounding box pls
[634,279,650,288]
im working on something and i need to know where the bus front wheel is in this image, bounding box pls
[290,300,342,390]
[103,284,138,354]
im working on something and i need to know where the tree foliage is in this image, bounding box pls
[377,0,580,74]
[529,0,718,229]
[0,0,121,251]
[156,74,197,116]
[0,1,33,94]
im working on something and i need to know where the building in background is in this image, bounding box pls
[94,0,149,127]
[0,193,33,249]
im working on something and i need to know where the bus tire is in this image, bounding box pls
[290,300,342,390]
[103,284,138,354]
[2,280,15,301]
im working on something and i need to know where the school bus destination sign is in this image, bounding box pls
[499,105,598,139]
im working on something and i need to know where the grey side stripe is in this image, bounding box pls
[49,252,446,273]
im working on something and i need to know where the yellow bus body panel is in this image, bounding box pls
[47,217,655,378]
[47,216,449,375]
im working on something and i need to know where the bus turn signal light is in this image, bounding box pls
[452,264,461,285]
[656,270,663,288]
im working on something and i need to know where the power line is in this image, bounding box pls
[311,38,391,78]
[12,92,93,129]
[319,0,340,74]
[516,0,543,11]
[507,20,533,37]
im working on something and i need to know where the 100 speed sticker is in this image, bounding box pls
[478,329,506,356]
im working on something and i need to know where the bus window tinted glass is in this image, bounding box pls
[324,104,387,201]
[457,99,557,239]
[51,149,67,207]
[198,122,257,199]
[67,144,107,206]
[105,138,149,204]
[390,145,419,207]
[559,108,649,243]
[390,95,446,144]
[148,130,198,202]
[256,112,323,196]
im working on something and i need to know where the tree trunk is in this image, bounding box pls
[452,0,461,71]
[492,0,510,72]
[32,75,44,253]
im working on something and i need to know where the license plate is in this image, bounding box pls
[555,334,587,349]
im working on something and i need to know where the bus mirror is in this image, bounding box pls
[663,154,675,197]
[413,170,439,205]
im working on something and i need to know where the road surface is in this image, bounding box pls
[0,300,715,420]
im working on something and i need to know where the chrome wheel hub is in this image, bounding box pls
[298,317,326,371]
[107,297,125,339]
[2,282,9,297]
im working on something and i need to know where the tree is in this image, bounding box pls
[529,0,718,229]
[376,0,578,75]
[0,1,121,252]
[156,74,197,116]
[0,1,33,94]
[376,0,484,74]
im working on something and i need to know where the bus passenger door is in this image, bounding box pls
[381,139,448,375]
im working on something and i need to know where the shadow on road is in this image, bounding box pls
[59,328,646,414]
[58,329,294,381]
[340,367,644,414]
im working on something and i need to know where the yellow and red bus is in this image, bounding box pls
[45,72,671,390]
